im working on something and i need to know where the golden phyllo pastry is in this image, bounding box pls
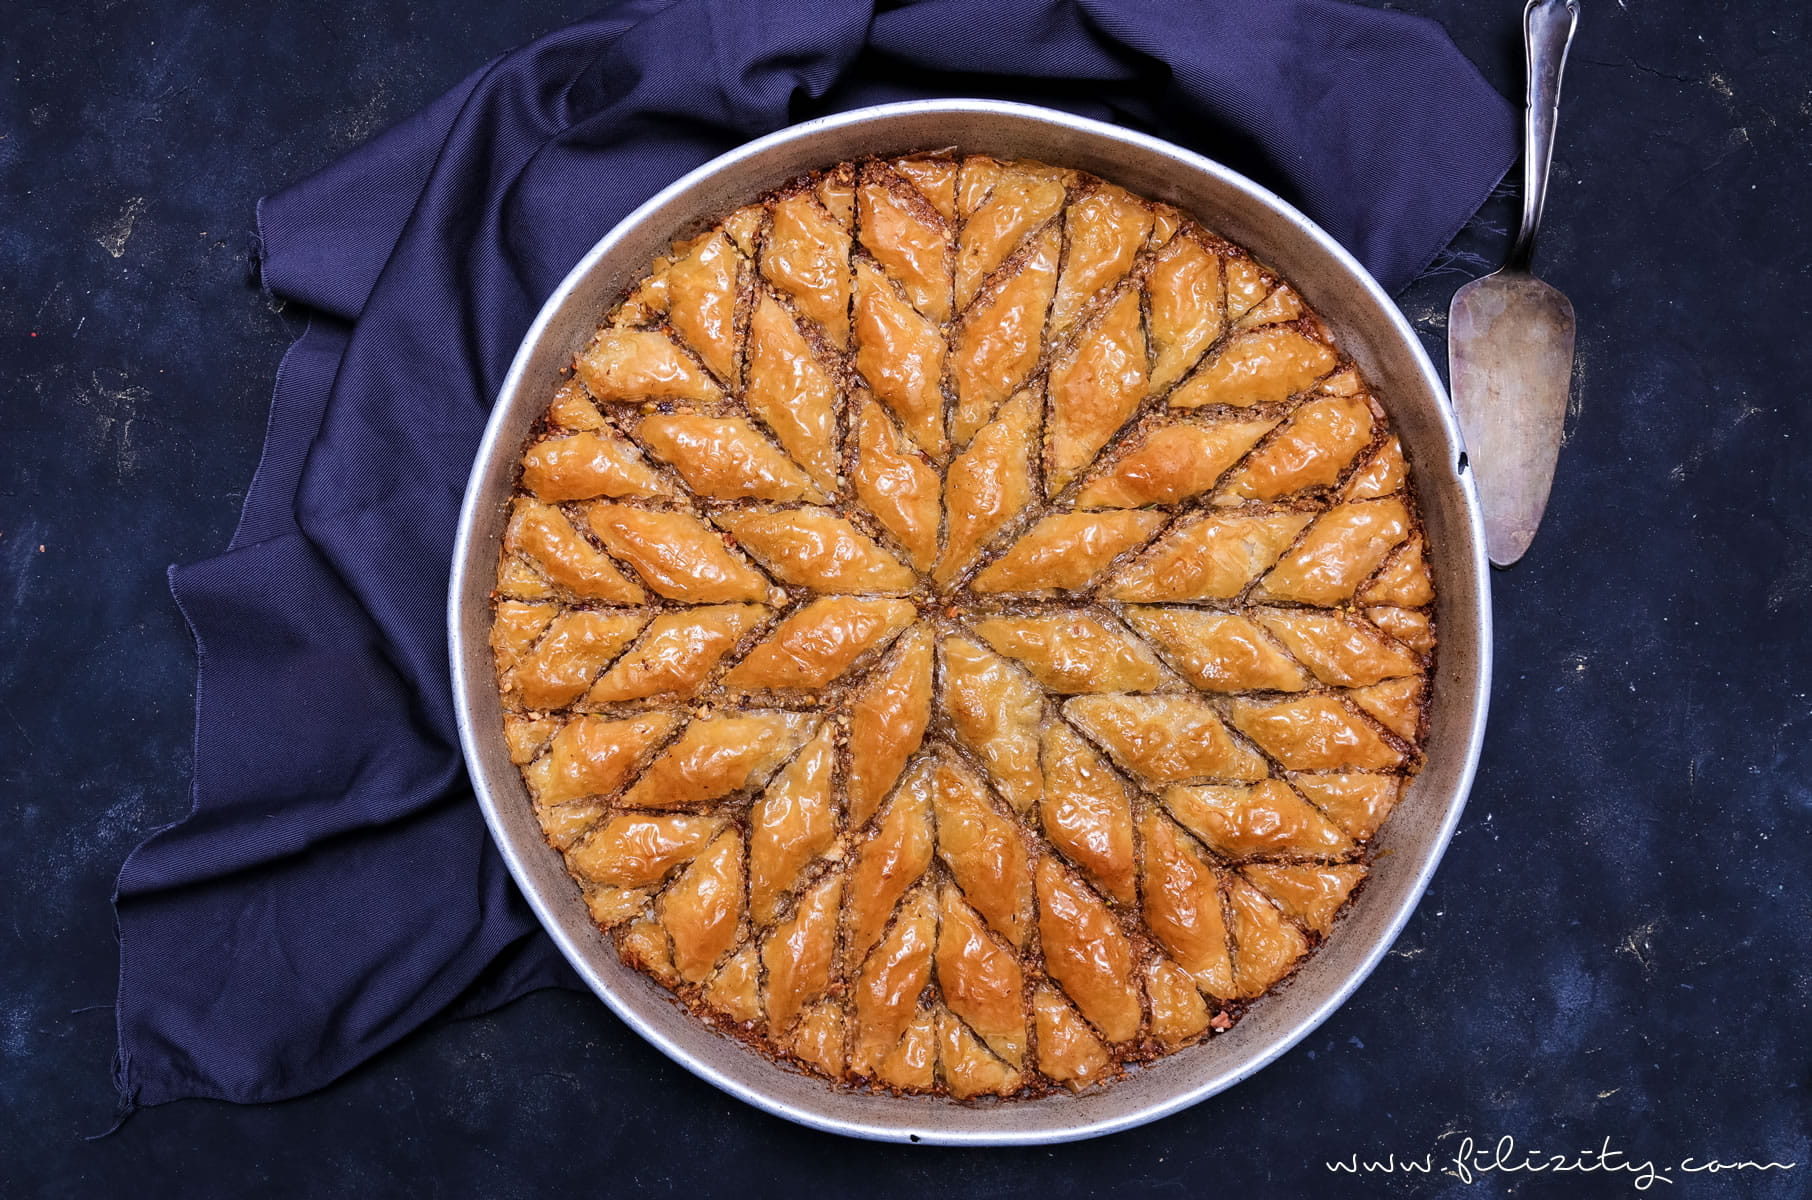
[490,154,1436,1099]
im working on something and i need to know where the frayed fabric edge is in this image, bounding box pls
[100,564,212,1128]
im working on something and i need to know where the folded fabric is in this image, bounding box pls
[115,0,1515,1109]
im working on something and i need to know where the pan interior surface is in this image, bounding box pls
[449,99,1491,1145]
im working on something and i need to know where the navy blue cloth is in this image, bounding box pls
[116,0,1515,1108]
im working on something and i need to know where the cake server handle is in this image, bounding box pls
[1506,0,1579,273]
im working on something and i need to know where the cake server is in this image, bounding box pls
[1448,0,1578,567]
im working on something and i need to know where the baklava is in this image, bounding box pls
[488,154,1435,1098]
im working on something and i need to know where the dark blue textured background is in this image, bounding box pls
[3,1,1808,1195]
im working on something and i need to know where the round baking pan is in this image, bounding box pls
[449,99,1492,1145]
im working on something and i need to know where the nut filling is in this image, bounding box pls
[490,154,1436,1099]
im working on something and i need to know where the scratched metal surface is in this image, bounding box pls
[3,1,1808,1194]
